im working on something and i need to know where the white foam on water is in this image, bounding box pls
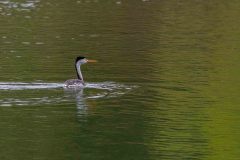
[0,82,64,90]
[0,81,135,91]
[0,82,138,107]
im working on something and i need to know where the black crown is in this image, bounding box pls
[76,56,85,62]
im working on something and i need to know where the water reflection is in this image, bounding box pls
[64,88,88,117]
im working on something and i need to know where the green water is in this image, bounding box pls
[0,0,240,160]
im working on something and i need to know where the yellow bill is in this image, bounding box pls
[87,59,98,63]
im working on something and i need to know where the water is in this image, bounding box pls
[0,0,240,160]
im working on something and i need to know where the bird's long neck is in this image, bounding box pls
[75,62,84,81]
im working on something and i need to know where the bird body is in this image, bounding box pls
[64,79,85,88]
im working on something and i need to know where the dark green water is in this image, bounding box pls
[0,0,240,160]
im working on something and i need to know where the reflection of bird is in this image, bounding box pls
[64,56,97,88]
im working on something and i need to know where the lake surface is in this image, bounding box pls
[0,0,240,160]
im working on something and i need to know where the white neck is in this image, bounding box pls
[76,61,84,81]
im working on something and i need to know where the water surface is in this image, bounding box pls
[0,0,240,160]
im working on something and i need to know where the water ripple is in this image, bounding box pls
[0,0,40,13]
[0,82,63,90]
[0,82,137,107]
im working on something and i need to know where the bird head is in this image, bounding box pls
[76,56,97,65]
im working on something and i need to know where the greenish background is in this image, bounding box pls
[0,0,240,160]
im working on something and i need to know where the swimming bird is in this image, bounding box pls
[64,56,97,88]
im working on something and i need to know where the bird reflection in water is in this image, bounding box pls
[63,87,88,117]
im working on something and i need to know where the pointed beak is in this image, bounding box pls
[86,59,97,63]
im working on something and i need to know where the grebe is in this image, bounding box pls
[64,56,97,88]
